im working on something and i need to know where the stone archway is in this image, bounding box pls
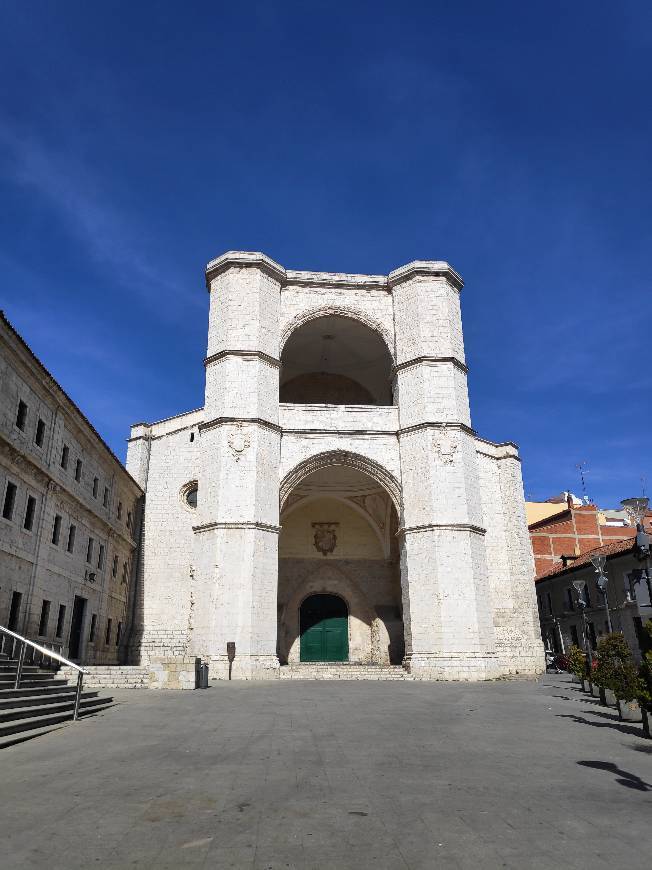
[277,456,405,666]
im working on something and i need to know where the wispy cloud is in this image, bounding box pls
[0,121,201,317]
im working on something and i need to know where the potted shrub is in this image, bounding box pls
[636,620,652,739]
[593,635,616,706]
[568,645,586,690]
[595,633,642,722]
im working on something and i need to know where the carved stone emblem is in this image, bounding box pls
[312,522,339,556]
[228,423,250,462]
[434,427,457,464]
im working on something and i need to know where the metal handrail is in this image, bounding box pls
[0,625,86,721]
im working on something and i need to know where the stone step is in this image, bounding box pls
[0,701,113,742]
[0,695,108,724]
[279,665,413,681]
[0,689,99,711]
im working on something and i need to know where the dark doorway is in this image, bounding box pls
[8,591,22,631]
[300,594,348,662]
[68,595,87,660]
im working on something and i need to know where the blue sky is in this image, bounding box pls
[1,1,650,508]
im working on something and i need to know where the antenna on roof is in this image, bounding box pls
[642,476,647,498]
[576,462,590,505]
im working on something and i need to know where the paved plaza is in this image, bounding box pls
[2,675,651,869]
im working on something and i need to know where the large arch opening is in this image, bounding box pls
[280,315,394,405]
[278,461,404,665]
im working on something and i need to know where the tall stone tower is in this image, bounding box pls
[127,252,544,680]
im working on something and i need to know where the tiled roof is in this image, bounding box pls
[535,536,640,582]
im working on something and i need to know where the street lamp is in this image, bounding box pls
[621,497,652,603]
[590,553,612,634]
[572,578,594,688]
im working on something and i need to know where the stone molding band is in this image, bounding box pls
[192,521,281,534]
[398,421,476,437]
[393,356,468,376]
[204,350,280,369]
[199,416,282,434]
[398,522,486,536]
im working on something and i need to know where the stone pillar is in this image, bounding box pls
[192,252,285,679]
[390,261,498,680]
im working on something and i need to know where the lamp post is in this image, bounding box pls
[572,579,593,689]
[622,497,652,604]
[590,553,612,634]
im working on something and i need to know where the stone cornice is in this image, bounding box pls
[393,356,468,376]
[198,416,281,434]
[284,270,388,292]
[398,422,476,437]
[398,522,486,537]
[205,251,286,287]
[204,349,280,369]
[192,521,281,535]
[280,428,398,437]
[388,260,463,291]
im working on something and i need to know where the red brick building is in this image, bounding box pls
[528,496,645,578]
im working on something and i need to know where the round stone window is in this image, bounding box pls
[180,481,198,510]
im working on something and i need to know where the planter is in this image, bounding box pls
[571,674,581,684]
[641,707,651,739]
[618,699,642,723]
[591,684,601,698]
[604,688,617,706]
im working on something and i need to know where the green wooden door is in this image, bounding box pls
[300,594,348,662]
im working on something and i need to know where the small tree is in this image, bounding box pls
[594,632,641,702]
[568,645,586,683]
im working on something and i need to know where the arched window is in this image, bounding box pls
[280,315,393,406]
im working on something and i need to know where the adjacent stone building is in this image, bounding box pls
[0,312,141,665]
[127,251,544,680]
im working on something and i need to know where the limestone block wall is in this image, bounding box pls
[0,314,140,666]
[476,440,544,674]
[126,410,202,663]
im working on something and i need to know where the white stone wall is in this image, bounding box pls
[128,252,543,680]
[0,315,140,666]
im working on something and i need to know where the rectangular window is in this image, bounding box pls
[52,514,62,545]
[86,536,94,564]
[103,486,109,508]
[105,618,112,645]
[23,495,37,531]
[15,399,28,431]
[116,622,122,646]
[55,604,66,638]
[97,544,105,570]
[89,613,97,643]
[35,418,46,447]
[565,588,575,611]
[8,591,22,631]
[117,501,122,520]
[75,459,83,482]
[546,592,553,616]
[61,444,69,470]
[2,481,17,520]
[67,524,76,553]
[112,554,118,577]
[570,624,580,647]
[583,583,592,608]
[122,561,128,584]
[38,600,51,636]
[92,477,99,498]
[127,510,132,530]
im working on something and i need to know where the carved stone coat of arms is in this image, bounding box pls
[312,522,339,556]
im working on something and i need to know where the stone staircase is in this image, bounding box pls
[0,652,114,749]
[279,663,413,680]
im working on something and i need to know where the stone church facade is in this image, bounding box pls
[127,251,544,680]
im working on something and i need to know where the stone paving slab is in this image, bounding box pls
[1,675,651,869]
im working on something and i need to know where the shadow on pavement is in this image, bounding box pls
[556,713,643,739]
[577,760,651,791]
